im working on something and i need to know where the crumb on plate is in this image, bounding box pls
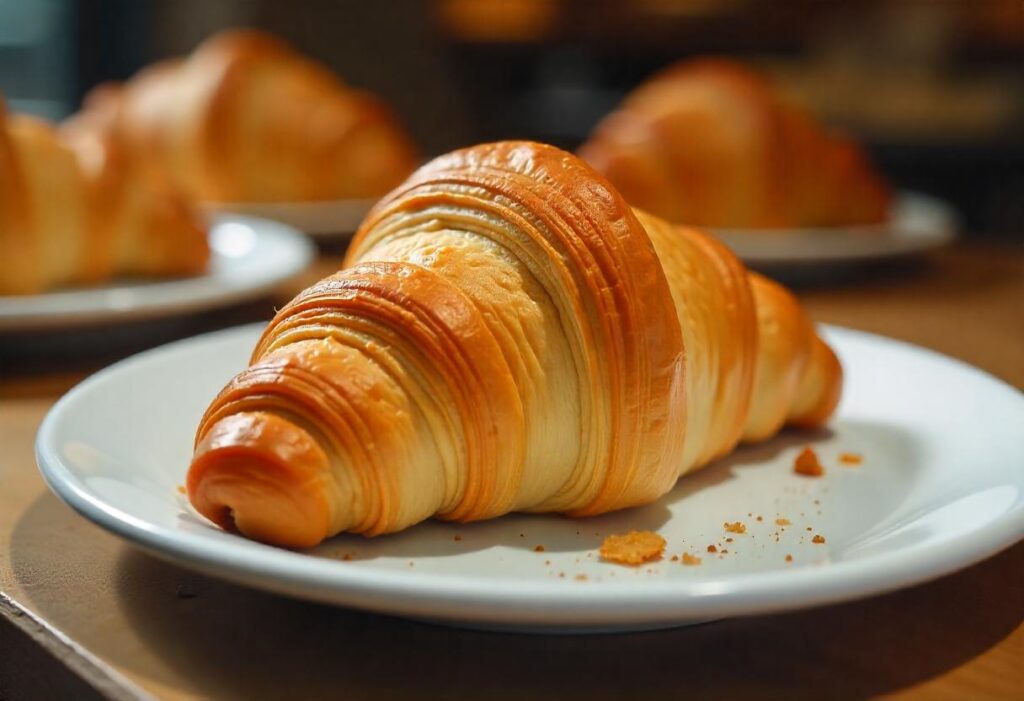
[776,518,791,526]
[682,553,702,566]
[839,452,864,466]
[724,521,747,534]
[599,530,666,566]
[707,544,718,553]
[812,534,826,544]
[534,544,545,552]
[794,447,825,477]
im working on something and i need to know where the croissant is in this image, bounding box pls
[0,97,208,296]
[578,58,890,229]
[76,29,419,204]
[188,141,841,547]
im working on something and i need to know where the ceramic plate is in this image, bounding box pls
[36,324,1023,633]
[0,216,314,331]
[712,192,957,267]
[202,199,377,240]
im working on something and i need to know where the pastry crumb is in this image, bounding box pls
[671,555,679,562]
[575,574,588,582]
[533,544,545,553]
[785,554,793,562]
[681,553,702,566]
[707,544,718,553]
[794,447,825,477]
[812,534,826,544]
[341,553,353,561]
[839,452,863,466]
[724,521,747,534]
[453,535,462,542]
[756,516,763,522]
[775,518,791,526]
[176,484,187,495]
[599,530,666,565]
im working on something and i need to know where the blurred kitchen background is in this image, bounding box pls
[2,0,1021,238]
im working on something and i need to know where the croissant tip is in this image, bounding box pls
[188,413,333,548]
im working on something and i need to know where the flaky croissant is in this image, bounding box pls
[76,29,419,204]
[0,97,208,296]
[188,141,841,547]
[578,58,890,229]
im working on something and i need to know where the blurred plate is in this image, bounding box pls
[202,199,378,240]
[36,324,1024,633]
[0,216,314,332]
[712,192,957,267]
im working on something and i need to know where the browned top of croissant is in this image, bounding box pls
[73,29,420,203]
[579,58,891,229]
[187,141,842,547]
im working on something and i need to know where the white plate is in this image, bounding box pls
[202,199,377,240]
[0,216,314,332]
[712,192,958,266]
[36,324,1024,633]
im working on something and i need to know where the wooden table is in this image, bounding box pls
[2,244,1022,700]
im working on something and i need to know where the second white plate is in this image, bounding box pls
[0,216,314,331]
[713,191,958,266]
[36,324,1024,633]
[202,198,378,240]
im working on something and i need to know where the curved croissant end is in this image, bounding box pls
[188,141,841,547]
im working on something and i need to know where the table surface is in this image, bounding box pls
[1,244,1022,701]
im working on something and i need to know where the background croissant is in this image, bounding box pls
[188,141,842,548]
[76,29,419,204]
[0,97,208,296]
[578,58,891,229]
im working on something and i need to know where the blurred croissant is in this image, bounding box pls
[0,97,208,296]
[188,141,842,547]
[579,59,891,229]
[76,29,419,204]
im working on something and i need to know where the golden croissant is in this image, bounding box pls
[76,29,419,204]
[0,97,208,296]
[188,141,841,547]
[578,58,890,229]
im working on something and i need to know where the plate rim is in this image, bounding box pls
[0,215,315,332]
[711,190,959,265]
[34,323,1024,626]
[201,198,378,238]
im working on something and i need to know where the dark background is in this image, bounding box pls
[2,0,1022,237]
